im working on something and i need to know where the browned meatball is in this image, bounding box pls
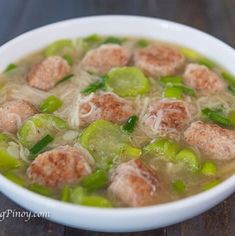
[27,56,71,91]
[184,121,235,160]
[108,159,164,207]
[80,92,135,126]
[81,44,131,75]
[0,100,37,133]
[134,44,185,77]
[183,63,225,93]
[142,99,191,137]
[27,145,93,187]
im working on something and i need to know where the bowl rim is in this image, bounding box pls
[0,15,235,216]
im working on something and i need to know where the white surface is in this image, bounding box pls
[0,15,235,232]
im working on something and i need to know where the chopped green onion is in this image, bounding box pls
[172,180,186,194]
[4,172,26,186]
[162,85,183,99]
[44,39,73,57]
[81,169,108,191]
[81,77,106,94]
[4,63,18,73]
[180,47,200,59]
[201,160,217,176]
[102,36,124,45]
[70,186,86,204]
[61,185,71,202]
[159,76,183,85]
[39,95,62,113]
[197,57,217,68]
[56,74,74,85]
[29,184,52,196]
[0,148,21,170]
[63,54,73,65]
[202,108,231,126]
[203,179,220,191]
[122,116,138,133]
[30,134,54,156]
[137,39,149,48]
[177,85,196,97]
[175,148,200,172]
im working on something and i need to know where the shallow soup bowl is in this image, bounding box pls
[0,15,235,232]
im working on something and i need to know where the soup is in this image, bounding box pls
[0,35,235,208]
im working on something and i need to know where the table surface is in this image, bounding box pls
[0,0,235,235]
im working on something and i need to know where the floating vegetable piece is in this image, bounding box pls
[61,185,71,202]
[39,95,62,113]
[137,39,149,48]
[172,180,186,194]
[4,172,26,187]
[0,148,21,171]
[122,115,138,133]
[4,63,18,73]
[102,36,124,45]
[160,76,183,85]
[201,160,217,176]
[30,134,54,157]
[175,148,200,172]
[162,85,183,99]
[80,120,137,167]
[81,76,106,94]
[80,169,108,191]
[106,67,150,97]
[203,180,220,191]
[29,183,53,197]
[18,114,67,148]
[202,108,231,126]
[56,74,74,85]
[44,39,73,57]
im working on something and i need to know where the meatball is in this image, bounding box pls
[27,145,93,187]
[183,63,225,93]
[184,121,235,160]
[80,92,135,126]
[81,44,130,75]
[108,159,164,207]
[142,99,191,137]
[27,56,71,91]
[134,44,185,77]
[0,100,37,133]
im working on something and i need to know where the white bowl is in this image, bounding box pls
[0,15,235,233]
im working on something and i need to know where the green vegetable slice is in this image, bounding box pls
[200,160,217,176]
[203,180,221,191]
[106,67,150,97]
[44,39,73,57]
[4,172,26,187]
[172,180,186,194]
[0,148,21,171]
[122,115,138,133]
[84,34,101,44]
[228,110,235,126]
[162,85,183,99]
[39,95,63,113]
[197,57,217,68]
[160,76,183,85]
[180,47,200,60]
[63,54,73,65]
[4,63,18,73]
[80,169,108,191]
[144,138,180,161]
[80,120,139,167]
[137,39,149,48]
[202,108,231,126]
[56,74,74,85]
[29,184,53,197]
[18,114,67,148]
[221,71,235,85]
[30,134,54,157]
[61,185,71,202]
[70,186,112,208]
[175,148,200,172]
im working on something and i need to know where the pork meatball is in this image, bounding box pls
[27,145,93,187]
[142,99,191,137]
[27,56,71,91]
[80,92,135,126]
[108,159,164,207]
[81,44,131,75]
[183,63,225,93]
[134,44,185,77]
[0,100,37,133]
[184,121,235,160]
